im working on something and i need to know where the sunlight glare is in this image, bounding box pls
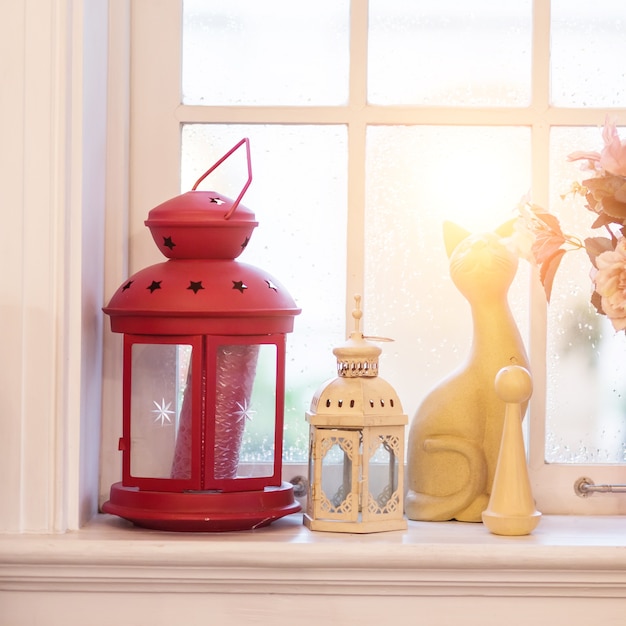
[437,138,529,232]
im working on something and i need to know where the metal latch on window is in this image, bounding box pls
[574,477,626,497]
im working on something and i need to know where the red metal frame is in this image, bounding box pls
[120,333,288,494]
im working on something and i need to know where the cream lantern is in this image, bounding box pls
[304,296,408,533]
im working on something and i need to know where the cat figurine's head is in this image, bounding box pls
[443,220,519,300]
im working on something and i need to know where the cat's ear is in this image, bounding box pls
[495,218,516,239]
[443,221,471,258]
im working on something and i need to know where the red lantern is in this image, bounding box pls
[103,138,301,531]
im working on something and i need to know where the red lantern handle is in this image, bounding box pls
[191,137,253,220]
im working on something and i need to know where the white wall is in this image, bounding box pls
[0,0,107,532]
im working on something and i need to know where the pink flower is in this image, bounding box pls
[567,150,601,170]
[594,238,626,332]
[567,117,626,177]
[600,117,626,176]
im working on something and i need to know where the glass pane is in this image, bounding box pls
[547,127,626,463]
[182,0,349,106]
[130,343,192,479]
[367,434,400,512]
[364,126,531,425]
[214,344,277,478]
[306,431,315,516]
[181,124,348,462]
[239,344,276,475]
[321,441,353,512]
[368,0,532,106]
[551,0,626,107]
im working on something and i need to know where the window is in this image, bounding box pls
[101,0,626,514]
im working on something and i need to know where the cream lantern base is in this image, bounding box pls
[304,418,407,534]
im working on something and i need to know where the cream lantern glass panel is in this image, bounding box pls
[130,343,192,479]
[364,429,403,520]
[313,430,360,522]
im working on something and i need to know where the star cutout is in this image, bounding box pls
[147,280,162,293]
[232,280,247,293]
[233,400,256,423]
[162,236,176,250]
[209,196,225,204]
[122,280,133,291]
[152,398,175,426]
[265,279,278,292]
[187,280,204,294]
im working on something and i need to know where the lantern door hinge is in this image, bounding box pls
[311,484,319,501]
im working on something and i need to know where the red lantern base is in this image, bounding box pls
[102,482,301,532]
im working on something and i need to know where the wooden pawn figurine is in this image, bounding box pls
[482,365,541,536]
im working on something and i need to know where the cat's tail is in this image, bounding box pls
[405,435,487,522]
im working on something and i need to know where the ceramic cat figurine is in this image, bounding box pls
[405,220,530,523]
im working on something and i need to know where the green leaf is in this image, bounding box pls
[590,211,617,229]
[591,289,604,316]
[534,210,564,235]
[584,236,614,269]
[601,196,626,220]
[531,231,566,265]
[540,249,567,303]
[525,209,568,266]
[495,218,517,238]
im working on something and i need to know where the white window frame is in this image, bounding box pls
[4,3,626,623]
[110,0,626,515]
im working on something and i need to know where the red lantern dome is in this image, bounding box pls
[102,139,301,531]
[144,189,258,260]
[105,138,298,335]
[105,259,299,336]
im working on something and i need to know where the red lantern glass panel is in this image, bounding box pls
[122,335,203,492]
[129,342,193,479]
[204,336,284,492]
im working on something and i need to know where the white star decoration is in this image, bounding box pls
[152,398,175,426]
[233,399,256,423]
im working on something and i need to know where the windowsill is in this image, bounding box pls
[4,514,626,625]
[2,513,626,595]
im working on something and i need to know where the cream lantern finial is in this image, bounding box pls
[352,294,363,330]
